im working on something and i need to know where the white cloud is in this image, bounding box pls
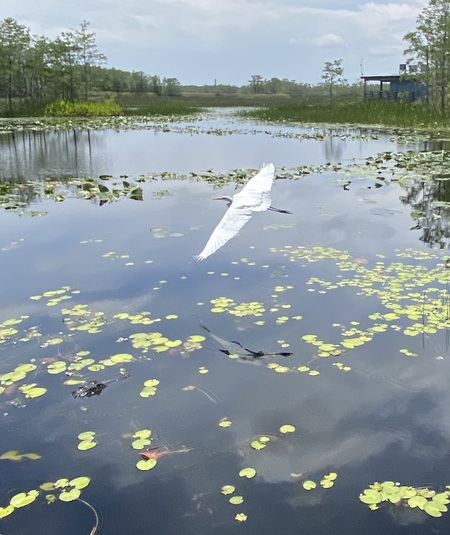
[1,0,427,84]
[291,33,345,47]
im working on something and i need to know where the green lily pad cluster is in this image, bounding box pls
[250,436,271,450]
[30,286,79,306]
[77,431,97,451]
[360,481,450,517]
[0,316,29,344]
[272,245,350,263]
[19,383,47,399]
[99,353,134,367]
[140,379,160,398]
[220,483,247,522]
[130,429,152,450]
[47,350,104,376]
[301,334,343,357]
[0,489,39,518]
[61,304,107,333]
[277,245,450,345]
[74,177,143,203]
[128,331,205,354]
[114,311,162,325]
[302,473,337,490]
[0,450,41,461]
[41,476,91,502]
[210,297,265,317]
[0,476,88,519]
[129,332,183,353]
[0,362,37,387]
[182,334,206,352]
[151,224,184,239]
[267,362,292,374]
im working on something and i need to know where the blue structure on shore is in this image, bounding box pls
[361,74,428,102]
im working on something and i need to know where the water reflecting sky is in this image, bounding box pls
[1,111,450,535]
[0,111,396,180]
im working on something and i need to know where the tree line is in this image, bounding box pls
[404,0,450,111]
[2,0,450,113]
[0,17,183,113]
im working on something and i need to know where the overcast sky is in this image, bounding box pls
[2,0,427,86]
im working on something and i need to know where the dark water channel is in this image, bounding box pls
[1,111,450,534]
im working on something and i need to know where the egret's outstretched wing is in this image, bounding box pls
[195,203,253,261]
[233,163,275,212]
[196,163,275,261]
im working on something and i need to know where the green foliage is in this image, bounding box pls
[44,99,122,117]
[244,100,450,127]
[360,481,450,517]
[321,59,346,101]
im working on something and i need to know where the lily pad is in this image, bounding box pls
[136,458,157,471]
[221,485,235,495]
[59,488,81,502]
[239,467,256,479]
[78,440,97,451]
[302,480,317,491]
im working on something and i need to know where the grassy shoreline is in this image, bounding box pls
[2,94,450,131]
[242,101,449,129]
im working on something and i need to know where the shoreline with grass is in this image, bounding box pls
[2,94,450,134]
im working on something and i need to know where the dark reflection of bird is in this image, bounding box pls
[196,163,291,260]
[198,319,292,361]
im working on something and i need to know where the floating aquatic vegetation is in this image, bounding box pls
[0,362,37,386]
[302,480,317,490]
[279,424,296,434]
[235,512,248,522]
[151,224,184,239]
[131,429,152,449]
[114,311,161,325]
[62,304,107,333]
[0,450,41,461]
[210,297,265,317]
[40,476,91,503]
[250,436,271,450]
[128,331,202,355]
[136,458,157,471]
[277,245,450,350]
[221,485,236,495]
[77,431,97,451]
[321,473,338,489]
[219,418,232,428]
[19,383,47,399]
[239,467,256,479]
[100,353,134,366]
[140,379,160,398]
[47,361,67,374]
[30,285,79,306]
[301,473,337,491]
[0,316,29,344]
[360,481,450,518]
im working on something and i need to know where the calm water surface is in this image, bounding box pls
[1,110,450,534]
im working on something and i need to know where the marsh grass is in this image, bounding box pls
[45,100,122,117]
[116,94,200,115]
[243,100,450,128]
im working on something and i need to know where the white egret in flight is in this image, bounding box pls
[196,163,291,261]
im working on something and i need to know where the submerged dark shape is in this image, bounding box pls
[71,373,131,398]
[71,381,107,398]
[198,318,292,361]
